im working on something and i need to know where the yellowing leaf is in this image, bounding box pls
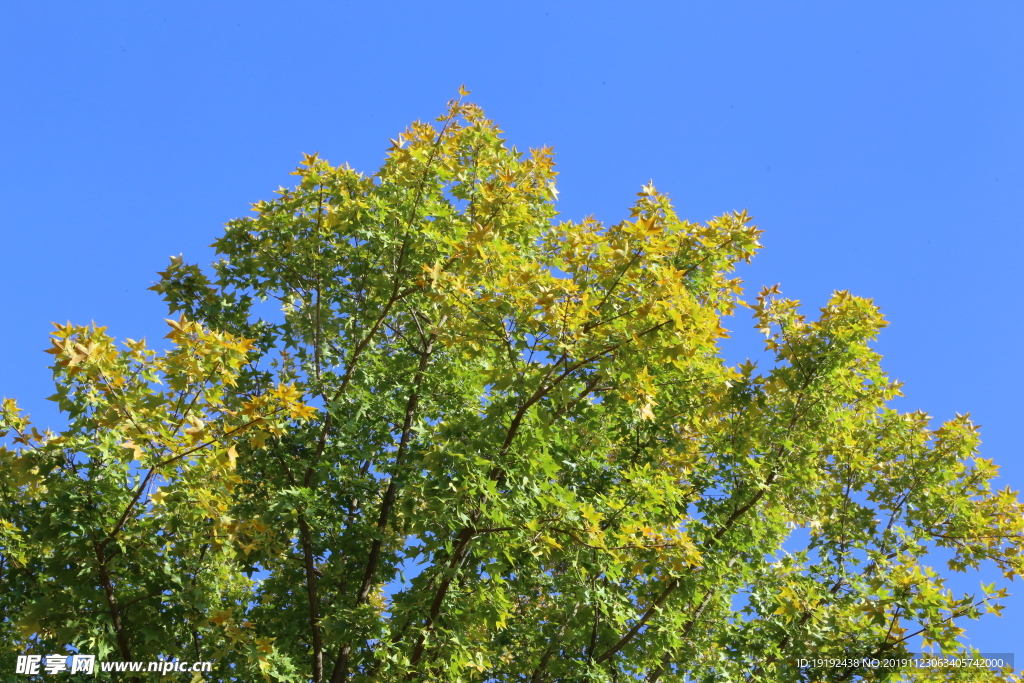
[122,440,144,461]
[209,609,233,626]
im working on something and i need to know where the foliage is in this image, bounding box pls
[2,93,1023,682]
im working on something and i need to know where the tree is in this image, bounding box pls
[2,93,1022,683]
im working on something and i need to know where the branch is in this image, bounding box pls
[93,541,135,674]
[299,516,323,683]
[593,365,820,664]
[403,321,672,666]
[595,579,679,663]
[102,410,284,550]
[329,332,435,683]
[529,601,580,683]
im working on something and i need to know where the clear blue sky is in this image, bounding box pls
[2,0,1022,664]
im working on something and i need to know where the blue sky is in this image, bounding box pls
[2,0,1022,667]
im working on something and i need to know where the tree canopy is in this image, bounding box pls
[2,94,1022,682]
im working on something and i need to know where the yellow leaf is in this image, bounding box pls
[636,366,655,394]
[541,535,562,550]
[209,609,232,626]
[122,440,144,461]
[290,403,317,420]
[272,383,302,402]
[255,636,276,654]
